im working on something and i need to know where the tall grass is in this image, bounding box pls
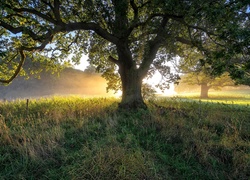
[0,96,249,179]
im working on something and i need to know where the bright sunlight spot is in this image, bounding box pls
[144,71,177,96]
[114,90,123,98]
[74,54,89,70]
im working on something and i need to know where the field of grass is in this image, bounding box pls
[176,89,250,106]
[0,96,249,179]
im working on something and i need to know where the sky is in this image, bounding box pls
[74,54,89,71]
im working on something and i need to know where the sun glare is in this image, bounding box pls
[74,54,89,71]
[144,71,177,96]
[114,90,122,98]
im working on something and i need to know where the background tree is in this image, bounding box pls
[176,72,235,98]
[0,0,249,109]
[175,44,235,98]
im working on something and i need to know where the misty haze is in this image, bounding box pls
[0,68,113,100]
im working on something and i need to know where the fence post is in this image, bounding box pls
[26,99,29,117]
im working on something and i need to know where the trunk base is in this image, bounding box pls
[200,83,210,99]
[118,100,147,110]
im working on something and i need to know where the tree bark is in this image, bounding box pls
[200,83,210,99]
[118,65,147,109]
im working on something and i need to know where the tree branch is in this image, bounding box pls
[175,37,193,45]
[139,16,169,77]
[128,13,183,37]
[0,50,25,84]
[22,36,53,52]
[66,22,119,44]
[108,56,121,65]
[138,1,151,8]
[4,4,56,24]
[130,0,138,21]
[41,0,53,9]
[172,16,217,36]
[53,0,62,22]
[0,20,45,42]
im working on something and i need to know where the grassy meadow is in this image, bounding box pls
[0,95,249,179]
[176,89,250,106]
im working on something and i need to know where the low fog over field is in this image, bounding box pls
[0,68,112,100]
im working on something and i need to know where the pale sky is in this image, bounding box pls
[74,54,89,71]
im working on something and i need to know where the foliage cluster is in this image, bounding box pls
[0,96,249,179]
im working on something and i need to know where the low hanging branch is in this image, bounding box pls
[0,50,26,84]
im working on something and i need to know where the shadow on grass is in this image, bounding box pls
[0,97,249,179]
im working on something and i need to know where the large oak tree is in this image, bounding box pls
[0,0,249,109]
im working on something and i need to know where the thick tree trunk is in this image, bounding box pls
[118,66,147,109]
[200,83,210,99]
